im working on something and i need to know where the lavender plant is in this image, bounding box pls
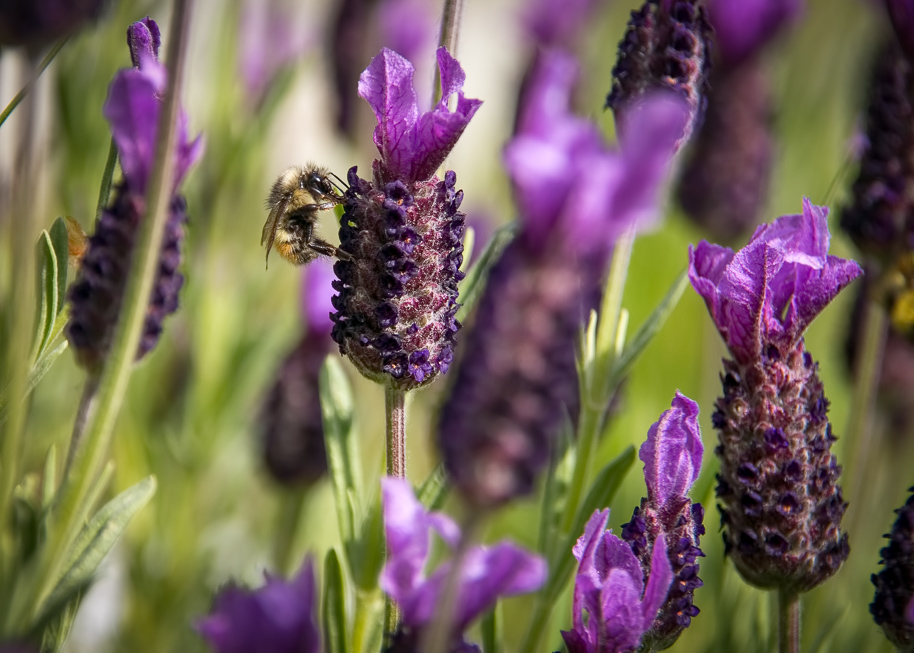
[871,487,914,651]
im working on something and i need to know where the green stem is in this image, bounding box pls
[432,0,465,106]
[63,375,99,476]
[0,36,69,129]
[777,588,800,653]
[353,589,383,653]
[272,490,306,575]
[385,384,406,479]
[518,596,552,653]
[17,0,195,628]
[95,138,119,223]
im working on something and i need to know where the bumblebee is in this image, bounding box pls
[261,165,345,267]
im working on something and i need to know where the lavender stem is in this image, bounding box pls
[432,0,464,107]
[778,588,801,653]
[385,383,407,479]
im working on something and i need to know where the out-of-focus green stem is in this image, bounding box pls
[352,589,383,653]
[560,230,634,535]
[17,0,195,628]
[778,588,800,653]
[0,36,69,129]
[272,490,305,575]
[95,138,119,223]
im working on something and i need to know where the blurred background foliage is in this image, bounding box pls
[0,0,911,650]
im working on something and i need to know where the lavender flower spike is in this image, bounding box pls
[380,477,546,652]
[621,392,705,649]
[66,18,203,372]
[332,47,479,389]
[871,487,914,651]
[197,557,320,653]
[690,200,861,593]
[562,510,673,653]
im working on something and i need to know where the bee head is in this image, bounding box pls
[304,170,336,199]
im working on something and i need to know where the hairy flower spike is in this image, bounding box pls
[127,16,160,69]
[690,200,861,593]
[331,47,478,389]
[607,0,712,143]
[438,52,687,509]
[66,20,203,372]
[621,393,705,650]
[840,42,914,266]
[871,487,914,651]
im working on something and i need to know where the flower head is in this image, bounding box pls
[438,51,686,509]
[691,201,858,592]
[66,19,203,371]
[522,0,599,48]
[705,0,802,67]
[871,487,914,650]
[127,17,160,69]
[260,261,335,486]
[197,557,319,653]
[621,393,705,649]
[562,510,673,653]
[690,199,862,366]
[332,48,477,389]
[380,478,546,651]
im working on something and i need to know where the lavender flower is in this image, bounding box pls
[380,477,546,652]
[438,51,687,509]
[840,41,914,266]
[66,19,203,372]
[621,392,705,650]
[260,261,335,486]
[606,0,712,144]
[127,17,160,70]
[522,0,599,49]
[197,557,319,653]
[871,487,914,651]
[704,0,802,67]
[690,199,861,592]
[562,509,673,653]
[331,47,480,390]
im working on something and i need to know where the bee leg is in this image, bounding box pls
[308,238,339,258]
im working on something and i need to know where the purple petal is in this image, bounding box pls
[706,0,803,65]
[238,1,312,105]
[301,259,336,337]
[523,0,599,47]
[638,537,673,631]
[127,17,160,69]
[572,510,610,565]
[379,0,436,64]
[641,392,703,511]
[359,47,481,184]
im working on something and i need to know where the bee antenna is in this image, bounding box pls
[328,172,348,193]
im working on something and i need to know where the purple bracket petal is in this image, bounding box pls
[301,259,336,337]
[640,392,703,512]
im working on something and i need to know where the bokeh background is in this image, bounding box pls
[0,0,910,650]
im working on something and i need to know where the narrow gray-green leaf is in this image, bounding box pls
[48,217,69,309]
[350,488,384,592]
[481,602,503,653]
[35,475,156,629]
[41,446,58,511]
[40,594,80,653]
[538,414,575,555]
[34,229,59,359]
[456,221,517,323]
[322,549,348,653]
[545,446,636,600]
[0,339,69,428]
[417,463,448,511]
[320,356,359,544]
[610,270,688,385]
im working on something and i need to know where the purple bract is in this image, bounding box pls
[705,0,802,67]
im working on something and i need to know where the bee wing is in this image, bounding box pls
[262,196,290,267]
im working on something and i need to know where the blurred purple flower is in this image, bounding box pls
[238,0,311,107]
[439,52,686,508]
[379,0,436,64]
[621,393,705,649]
[67,19,203,370]
[127,17,160,69]
[705,0,802,67]
[302,258,336,337]
[332,48,478,389]
[871,487,914,649]
[360,47,482,184]
[690,199,862,366]
[380,478,546,649]
[562,510,673,653]
[197,557,319,653]
[0,0,103,49]
[887,0,914,61]
[522,0,599,47]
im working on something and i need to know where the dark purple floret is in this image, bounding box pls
[331,166,464,390]
[871,487,914,651]
[840,42,914,266]
[607,0,712,143]
[677,59,774,241]
[127,17,160,69]
[67,188,187,372]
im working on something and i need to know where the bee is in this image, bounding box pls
[261,165,346,268]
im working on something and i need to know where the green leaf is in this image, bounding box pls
[41,446,58,511]
[481,602,503,653]
[33,475,156,631]
[349,487,384,592]
[610,270,688,384]
[456,221,518,323]
[320,356,360,545]
[416,463,448,511]
[544,446,636,600]
[48,218,69,310]
[538,414,575,555]
[322,549,348,653]
[40,594,80,653]
[33,229,59,360]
